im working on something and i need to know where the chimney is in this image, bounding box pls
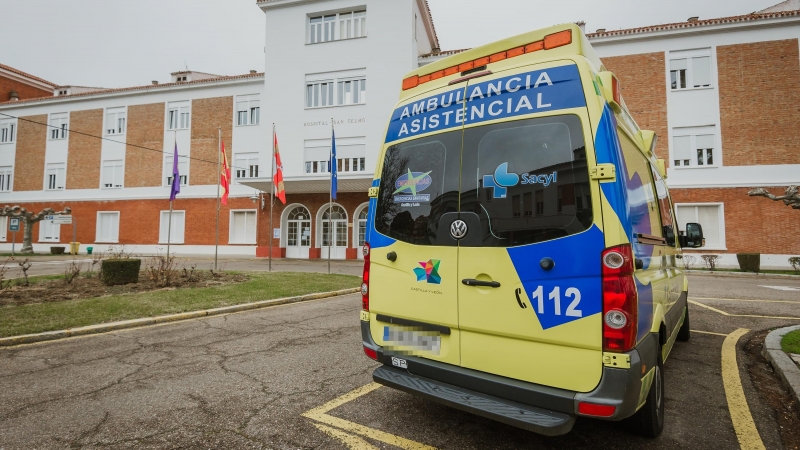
[688,16,699,22]
[596,28,606,33]
[152,80,159,85]
[575,21,586,34]
[250,70,257,74]
[9,91,19,101]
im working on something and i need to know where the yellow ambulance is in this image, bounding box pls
[359,23,705,437]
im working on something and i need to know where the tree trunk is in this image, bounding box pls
[21,218,34,253]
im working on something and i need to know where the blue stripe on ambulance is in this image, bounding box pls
[385,65,587,143]
[593,105,654,341]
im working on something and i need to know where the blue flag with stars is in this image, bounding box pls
[330,127,337,200]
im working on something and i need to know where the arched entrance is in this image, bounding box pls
[283,205,311,259]
[317,203,347,260]
[353,203,369,260]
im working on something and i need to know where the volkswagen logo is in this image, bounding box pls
[450,219,468,240]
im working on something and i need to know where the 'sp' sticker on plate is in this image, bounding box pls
[383,326,441,355]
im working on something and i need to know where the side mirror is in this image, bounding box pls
[683,223,704,248]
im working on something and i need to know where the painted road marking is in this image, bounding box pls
[302,382,436,450]
[689,300,800,320]
[313,423,379,450]
[692,329,728,337]
[758,285,800,291]
[693,297,800,305]
[721,329,766,450]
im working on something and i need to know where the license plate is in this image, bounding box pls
[383,326,441,355]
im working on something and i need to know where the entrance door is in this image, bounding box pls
[320,205,347,259]
[356,206,368,260]
[286,206,311,259]
[455,67,603,393]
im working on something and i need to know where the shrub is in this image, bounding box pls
[736,253,761,273]
[682,255,696,270]
[790,256,800,274]
[101,259,141,286]
[145,255,179,287]
[701,255,719,271]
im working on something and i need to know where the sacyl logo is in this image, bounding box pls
[483,162,558,199]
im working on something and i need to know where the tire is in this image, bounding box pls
[629,349,665,438]
[677,304,690,342]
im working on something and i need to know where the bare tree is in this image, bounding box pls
[0,206,71,253]
[748,186,800,210]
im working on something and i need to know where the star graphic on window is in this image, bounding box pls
[393,169,432,196]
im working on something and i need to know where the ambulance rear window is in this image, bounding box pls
[374,130,461,246]
[460,115,592,247]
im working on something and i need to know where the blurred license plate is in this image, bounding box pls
[383,326,441,355]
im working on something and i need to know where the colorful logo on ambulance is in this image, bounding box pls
[413,259,441,284]
[394,169,432,203]
[483,162,558,198]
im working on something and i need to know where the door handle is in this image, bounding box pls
[462,279,500,288]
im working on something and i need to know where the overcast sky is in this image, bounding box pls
[0,0,781,89]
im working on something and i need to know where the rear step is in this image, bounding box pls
[373,365,576,436]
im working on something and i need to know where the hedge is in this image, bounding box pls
[101,259,141,285]
[736,253,761,273]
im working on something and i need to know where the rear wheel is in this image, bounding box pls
[677,304,690,342]
[629,349,665,438]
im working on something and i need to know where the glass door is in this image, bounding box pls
[286,206,311,258]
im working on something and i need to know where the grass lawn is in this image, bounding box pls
[782,330,800,355]
[0,272,357,338]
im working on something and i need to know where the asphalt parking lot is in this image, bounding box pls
[0,273,799,449]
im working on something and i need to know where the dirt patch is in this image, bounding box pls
[744,330,800,450]
[0,268,248,307]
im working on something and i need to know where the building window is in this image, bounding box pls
[676,204,724,250]
[306,81,335,108]
[309,10,366,44]
[0,121,15,143]
[105,107,126,135]
[669,49,712,90]
[159,210,185,244]
[338,78,366,105]
[167,103,190,130]
[234,153,260,178]
[101,159,124,188]
[49,113,68,140]
[230,210,257,244]
[304,137,365,174]
[165,156,188,186]
[236,94,260,126]
[672,127,717,168]
[39,219,60,242]
[45,162,65,190]
[0,166,12,192]
[96,212,120,243]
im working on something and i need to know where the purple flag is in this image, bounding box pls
[170,142,180,201]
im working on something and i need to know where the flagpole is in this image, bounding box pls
[328,118,333,275]
[269,123,275,273]
[215,127,221,271]
[167,130,176,259]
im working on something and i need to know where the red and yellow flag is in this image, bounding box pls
[274,133,286,204]
[220,139,231,205]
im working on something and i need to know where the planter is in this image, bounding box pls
[50,246,66,255]
[736,253,761,273]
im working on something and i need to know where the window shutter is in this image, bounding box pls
[697,206,720,248]
[695,134,714,150]
[692,56,711,87]
[670,58,687,71]
[673,135,692,161]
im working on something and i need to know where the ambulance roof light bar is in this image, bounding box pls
[403,29,573,91]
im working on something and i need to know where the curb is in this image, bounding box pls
[687,270,799,279]
[0,287,359,347]
[762,325,800,406]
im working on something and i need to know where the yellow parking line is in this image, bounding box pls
[691,329,728,337]
[303,382,436,450]
[721,329,766,450]
[692,297,800,304]
[313,423,379,450]
[689,300,800,320]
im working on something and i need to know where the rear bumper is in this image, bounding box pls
[363,320,659,431]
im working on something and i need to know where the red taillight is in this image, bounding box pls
[601,244,638,352]
[363,345,377,360]
[578,401,616,417]
[361,243,370,311]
